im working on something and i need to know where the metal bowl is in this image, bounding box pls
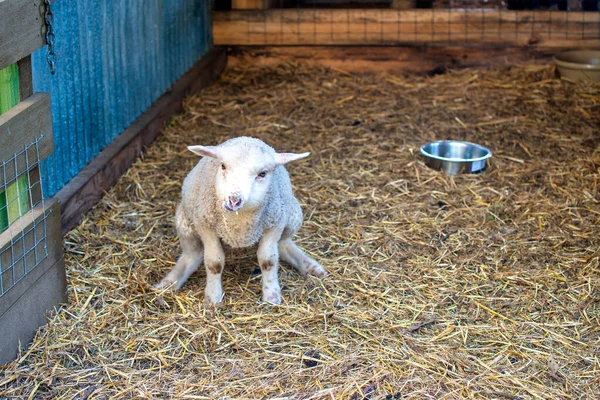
[419,140,492,175]
[554,50,600,82]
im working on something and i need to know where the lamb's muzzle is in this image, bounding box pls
[224,192,243,212]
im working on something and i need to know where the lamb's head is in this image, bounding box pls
[188,137,309,212]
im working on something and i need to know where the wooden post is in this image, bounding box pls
[0,0,65,366]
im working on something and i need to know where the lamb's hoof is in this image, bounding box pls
[262,290,282,305]
[203,297,223,307]
[203,299,223,317]
[303,261,328,279]
[155,295,168,308]
[204,288,224,306]
[154,279,178,291]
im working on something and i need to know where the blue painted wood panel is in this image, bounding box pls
[32,0,212,197]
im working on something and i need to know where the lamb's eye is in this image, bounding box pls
[257,171,267,178]
[221,163,226,171]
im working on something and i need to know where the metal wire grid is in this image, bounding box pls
[0,136,50,297]
[223,0,600,46]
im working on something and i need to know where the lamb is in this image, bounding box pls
[155,136,328,305]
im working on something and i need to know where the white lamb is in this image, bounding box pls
[155,136,328,305]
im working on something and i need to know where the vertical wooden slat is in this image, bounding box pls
[17,57,33,100]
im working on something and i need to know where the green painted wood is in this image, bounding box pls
[0,64,19,113]
[5,178,29,225]
[0,63,30,233]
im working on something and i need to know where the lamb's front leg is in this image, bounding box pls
[198,227,225,305]
[257,226,285,305]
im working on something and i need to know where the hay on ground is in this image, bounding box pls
[1,62,599,399]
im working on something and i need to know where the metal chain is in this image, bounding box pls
[44,0,56,75]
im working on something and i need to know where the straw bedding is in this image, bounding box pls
[1,62,599,399]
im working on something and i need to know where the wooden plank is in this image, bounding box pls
[0,199,63,318]
[17,56,33,100]
[232,0,264,8]
[213,9,600,47]
[232,0,281,9]
[0,92,54,187]
[0,255,65,365]
[226,45,556,73]
[0,0,47,70]
[55,48,228,235]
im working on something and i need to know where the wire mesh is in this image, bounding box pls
[213,0,600,46]
[0,135,50,297]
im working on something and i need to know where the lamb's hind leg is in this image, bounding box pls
[278,239,327,278]
[155,207,203,291]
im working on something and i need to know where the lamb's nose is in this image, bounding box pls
[227,193,243,210]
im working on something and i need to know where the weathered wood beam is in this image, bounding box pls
[232,0,281,9]
[0,93,54,187]
[0,0,47,70]
[213,9,600,48]
[55,48,228,235]
[226,45,556,73]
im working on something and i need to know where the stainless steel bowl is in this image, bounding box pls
[419,140,492,175]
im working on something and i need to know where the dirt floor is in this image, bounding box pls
[1,62,599,399]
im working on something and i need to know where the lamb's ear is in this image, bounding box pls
[275,152,310,166]
[188,145,219,158]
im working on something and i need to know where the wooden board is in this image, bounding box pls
[226,45,556,73]
[213,9,600,47]
[0,0,46,70]
[232,0,281,9]
[0,255,65,366]
[0,93,53,187]
[55,48,228,235]
[0,199,63,317]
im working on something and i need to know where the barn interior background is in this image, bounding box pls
[0,0,599,398]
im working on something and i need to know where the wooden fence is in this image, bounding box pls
[0,0,66,366]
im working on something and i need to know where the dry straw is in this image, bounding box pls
[0,62,598,399]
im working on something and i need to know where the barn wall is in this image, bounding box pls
[32,0,213,197]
